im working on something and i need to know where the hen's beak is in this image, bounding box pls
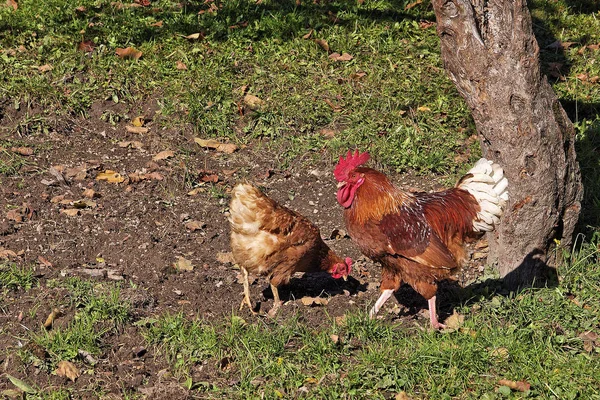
[337,181,346,189]
[343,275,348,281]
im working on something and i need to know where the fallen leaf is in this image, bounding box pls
[576,73,588,81]
[118,140,144,149]
[37,64,53,72]
[349,71,366,80]
[395,392,413,400]
[125,125,149,134]
[329,52,353,61]
[302,29,313,39]
[4,0,17,10]
[5,375,36,394]
[417,106,431,112]
[11,146,33,156]
[60,208,80,216]
[323,98,342,112]
[222,168,238,176]
[243,94,264,110]
[174,256,194,271]
[330,334,340,344]
[96,170,125,183]
[43,308,61,328]
[490,347,509,360]
[497,379,531,392]
[82,188,100,198]
[185,220,205,231]
[38,256,53,268]
[153,150,175,161]
[72,199,97,209]
[184,32,204,40]
[115,47,142,60]
[0,247,18,259]
[301,297,329,306]
[78,40,95,52]
[194,138,238,154]
[216,252,235,264]
[319,128,336,138]
[187,187,205,195]
[150,20,163,27]
[176,60,187,70]
[132,116,145,127]
[405,0,422,9]
[55,361,80,382]
[335,315,347,327]
[145,171,163,180]
[419,20,435,29]
[590,76,599,84]
[314,38,329,52]
[443,311,464,330]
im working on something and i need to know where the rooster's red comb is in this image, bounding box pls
[333,150,370,182]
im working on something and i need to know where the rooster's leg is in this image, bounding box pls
[267,284,282,317]
[428,296,446,329]
[239,267,257,314]
[369,289,395,318]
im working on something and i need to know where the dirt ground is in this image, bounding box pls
[0,97,487,398]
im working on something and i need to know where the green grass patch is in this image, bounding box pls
[141,239,600,399]
[0,262,36,290]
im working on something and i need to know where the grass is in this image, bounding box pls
[141,238,600,399]
[0,262,36,290]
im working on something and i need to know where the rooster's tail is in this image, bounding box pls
[457,158,509,232]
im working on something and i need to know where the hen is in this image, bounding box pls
[334,150,508,328]
[229,183,352,315]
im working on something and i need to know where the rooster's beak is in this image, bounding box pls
[343,275,348,281]
[337,181,346,189]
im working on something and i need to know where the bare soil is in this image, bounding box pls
[0,97,486,398]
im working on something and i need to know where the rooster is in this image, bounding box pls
[334,150,508,328]
[229,183,352,316]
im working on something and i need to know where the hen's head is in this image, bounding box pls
[334,150,370,208]
[330,257,352,281]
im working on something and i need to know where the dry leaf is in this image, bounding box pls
[38,64,53,72]
[125,125,149,134]
[329,52,353,61]
[150,20,163,27]
[78,40,95,52]
[576,73,589,81]
[5,0,17,10]
[145,171,163,180]
[349,71,366,80]
[185,220,205,231]
[44,308,61,328]
[176,60,188,70]
[11,146,34,156]
[301,297,329,306]
[443,311,464,329]
[395,392,414,400]
[187,187,205,195]
[6,209,23,223]
[194,138,238,154]
[497,379,530,392]
[302,29,313,39]
[60,208,80,216]
[118,140,144,149]
[0,247,18,259]
[314,39,329,52]
[50,195,65,203]
[490,347,509,360]
[419,21,435,29]
[55,361,80,382]
[405,0,422,9]
[319,128,336,138]
[330,334,340,344]
[115,47,142,60]
[184,33,204,40]
[216,252,235,264]
[72,199,97,209]
[417,106,431,112]
[174,256,194,271]
[590,76,599,84]
[152,150,175,161]
[38,256,53,268]
[323,98,342,112]
[132,116,145,127]
[82,188,100,199]
[96,170,125,183]
[243,94,264,110]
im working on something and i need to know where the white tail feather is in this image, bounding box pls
[459,158,509,232]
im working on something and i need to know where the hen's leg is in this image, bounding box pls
[267,284,282,317]
[239,267,257,314]
[369,289,395,318]
[428,296,446,329]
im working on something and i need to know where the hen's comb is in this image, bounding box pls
[333,150,370,182]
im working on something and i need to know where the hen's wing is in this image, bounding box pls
[379,206,458,270]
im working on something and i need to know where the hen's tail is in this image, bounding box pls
[457,158,509,232]
[228,183,264,234]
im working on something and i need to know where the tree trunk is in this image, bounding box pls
[431,0,583,287]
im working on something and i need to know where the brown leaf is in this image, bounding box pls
[418,20,435,29]
[185,220,205,231]
[314,39,329,52]
[323,98,342,112]
[0,247,18,259]
[187,187,205,195]
[6,209,23,223]
[417,106,431,112]
[50,195,65,203]
[588,44,599,51]
[194,138,238,154]
[150,20,163,27]
[349,71,366,80]
[176,60,187,70]
[72,199,97,209]
[118,140,144,149]
[82,188,100,199]
[184,32,205,40]
[395,392,414,400]
[55,360,80,382]
[44,308,61,328]
[301,297,329,306]
[132,116,145,127]
[78,40,95,52]
[11,146,34,156]
[497,379,530,392]
[38,256,53,268]
[319,128,336,138]
[404,0,422,9]
[96,170,125,183]
[216,252,235,264]
[243,94,264,110]
[37,64,53,72]
[60,208,80,216]
[329,52,353,61]
[75,5,86,12]
[125,125,149,134]
[153,150,175,161]
[302,29,313,39]
[443,311,464,330]
[5,0,17,10]
[145,171,163,180]
[174,256,194,271]
[576,73,589,81]
[590,76,599,84]
[115,47,142,60]
[330,334,340,344]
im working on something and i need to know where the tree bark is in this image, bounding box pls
[431,0,583,286]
